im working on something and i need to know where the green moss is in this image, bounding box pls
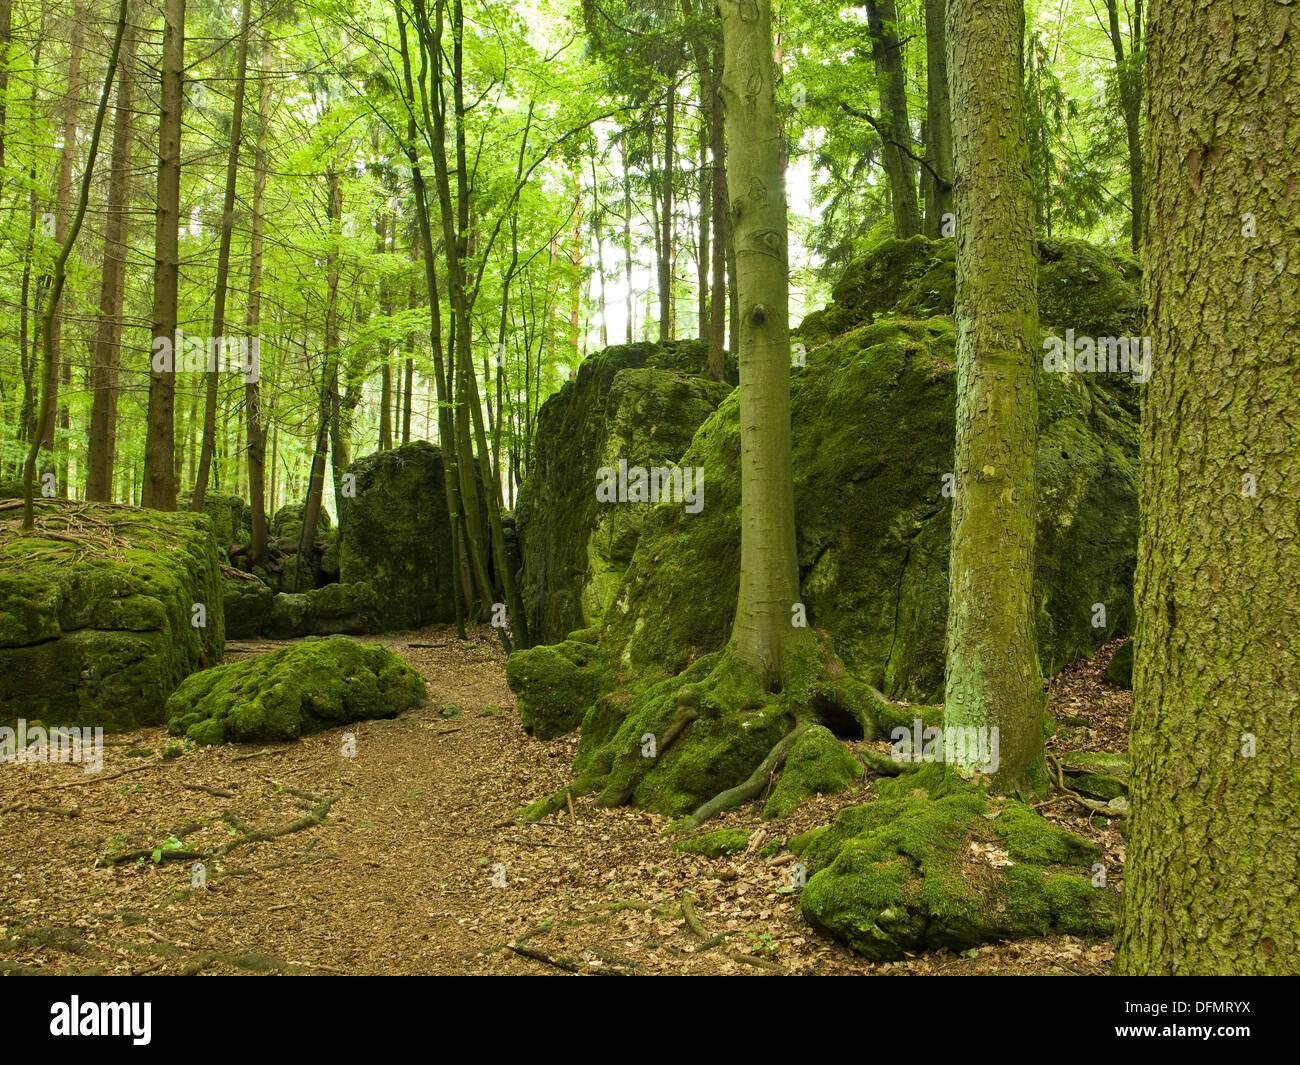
[672,829,752,857]
[0,503,225,730]
[798,779,1115,961]
[762,724,863,820]
[338,442,454,631]
[505,640,603,740]
[1105,640,1133,688]
[516,340,734,644]
[164,636,425,744]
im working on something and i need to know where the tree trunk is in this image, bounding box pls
[244,19,273,567]
[944,0,1043,792]
[23,0,128,528]
[1104,0,1142,253]
[1115,0,1299,975]
[44,3,84,469]
[922,0,953,237]
[86,1,138,502]
[143,0,186,511]
[192,0,251,509]
[659,79,675,340]
[865,0,921,238]
[719,0,804,688]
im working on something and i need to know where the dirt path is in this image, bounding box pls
[0,627,1128,975]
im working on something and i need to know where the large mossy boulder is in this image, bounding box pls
[165,635,425,744]
[222,572,275,639]
[263,582,379,640]
[597,318,1138,703]
[270,502,332,546]
[802,234,1140,345]
[505,638,604,740]
[0,502,225,730]
[794,769,1115,961]
[516,340,735,645]
[339,442,456,631]
[179,492,243,551]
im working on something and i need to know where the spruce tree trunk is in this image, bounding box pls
[944,0,1043,791]
[1115,0,1299,975]
[43,4,84,482]
[143,0,186,511]
[244,22,272,568]
[86,2,138,502]
[192,0,252,510]
[720,0,803,688]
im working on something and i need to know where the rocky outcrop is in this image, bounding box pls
[515,340,734,645]
[339,442,457,631]
[0,502,225,729]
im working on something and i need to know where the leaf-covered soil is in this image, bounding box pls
[0,629,1131,976]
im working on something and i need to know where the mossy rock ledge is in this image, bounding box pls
[165,636,425,744]
[793,768,1116,961]
[339,441,456,631]
[0,501,225,730]
[515,340,735,645]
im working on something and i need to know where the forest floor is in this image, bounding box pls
[0,628,1131,976]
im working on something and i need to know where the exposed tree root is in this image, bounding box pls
[684,721,809,831]
[506,941,638,975]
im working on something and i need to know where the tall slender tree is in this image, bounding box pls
[142,0,186,510]
[719,0,803,688]
[944,0,1043,792]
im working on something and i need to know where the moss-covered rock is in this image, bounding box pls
[222,572,274,639]
[515,340,734,645]
[165,636,424,744]
[263,582,378,640]
[599,318,1137,702]
[762,724,863,820]
[0,502,225,730]
[672,828,752,857]
[179,492,243,551]
[1104,640,1133,689]
[338,442,455,631]
[797,769,1115,961]
[270,502,332,546]
[505,639,603,740]
[821,234,1139,339]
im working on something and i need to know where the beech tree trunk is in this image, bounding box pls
[944,0,1044,792]
[719,0,804,688]
[922,0,953,237]
[1115,0,1299,975]
[865,0,921,238]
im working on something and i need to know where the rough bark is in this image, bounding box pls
[143,0,186,511]
[944,0,1043,791]
[86,1,138,501]
[192,0,252,510]
[1115,0,1299,975]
